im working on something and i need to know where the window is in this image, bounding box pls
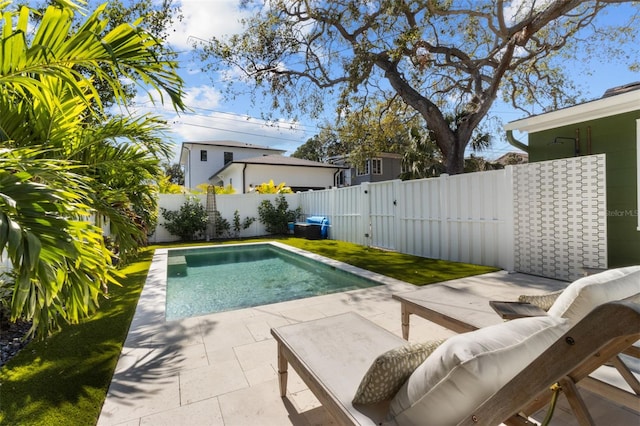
[224,151,233,165]
[356,160,370,176]
[200,150,207,161]
[371,158,382,175]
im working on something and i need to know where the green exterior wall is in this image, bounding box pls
[526,110,640,267]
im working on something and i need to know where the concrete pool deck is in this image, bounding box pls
[98,251,639,425]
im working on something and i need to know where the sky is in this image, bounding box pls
[122,0,640,165]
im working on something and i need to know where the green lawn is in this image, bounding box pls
[0,238,496,425]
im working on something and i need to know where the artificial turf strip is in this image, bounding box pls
[0,249,154,426]
[277,237,498,285]
[0,238,496,425]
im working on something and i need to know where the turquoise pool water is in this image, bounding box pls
[165,244,380,320]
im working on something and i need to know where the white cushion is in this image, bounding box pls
[385,316,570,425]
[547,266,640,323]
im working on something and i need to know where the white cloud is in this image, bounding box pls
[122,85,220,114]
[503,0,553,25]
[182,85,222,109]
[167,0,252,50]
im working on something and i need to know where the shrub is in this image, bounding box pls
[257,195,301,235]
[253,180,293,194]
[233,210,256,238]
[160,197,208,241]
[210,210,231,238]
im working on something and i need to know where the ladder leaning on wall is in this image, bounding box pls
[206,185,217,240]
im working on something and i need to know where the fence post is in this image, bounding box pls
[392,179,403,253]
[502,166,515,272]
[439,174,450,261]
[361,182,371,247]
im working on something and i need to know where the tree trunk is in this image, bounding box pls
[377,60,470,175]
[444,137,465,175]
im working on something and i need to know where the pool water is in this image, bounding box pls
[165,244,380,320]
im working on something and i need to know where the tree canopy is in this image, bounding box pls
[164,163,185,185]
[196,0,639,174]
[292,128,341,162]
[294,97,492,178]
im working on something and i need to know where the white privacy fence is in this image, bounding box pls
[150,193,298,243]
[297,169,515,271]
[153,154,607,281]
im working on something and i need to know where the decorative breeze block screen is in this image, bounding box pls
[513,154,607,282]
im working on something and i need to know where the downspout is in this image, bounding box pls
[333,168,341,187]
[242,163,248,193]
[506,130,529,153]
[184,145,192,189]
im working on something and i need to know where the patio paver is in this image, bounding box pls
[98,264,639,426]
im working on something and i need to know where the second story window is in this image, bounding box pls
[371,158,382,175]
[356,160,370,176]
[224,151,233,165]
[200,150,207,161]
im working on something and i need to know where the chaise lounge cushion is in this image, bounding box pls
[385,316,570,425]
[547,266,640,323]
[353,340,444,405]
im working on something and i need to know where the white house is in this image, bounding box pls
[179,140,285,189]
[211,154,346,193]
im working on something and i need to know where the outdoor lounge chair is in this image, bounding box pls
[392,266,640,338]
[391,266,640,413]
[271,297,639,425]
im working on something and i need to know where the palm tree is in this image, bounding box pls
[0,0,184,338]
[65,115,176,261]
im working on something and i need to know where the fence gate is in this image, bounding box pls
[367,181,399,250]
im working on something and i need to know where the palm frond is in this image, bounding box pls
[0,148,116,337]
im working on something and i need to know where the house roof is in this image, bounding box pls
[209,155,347,180]
[504,83,640,133]
[182,140,286,152]
[240,155,348,167]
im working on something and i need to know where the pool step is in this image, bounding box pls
[168,255,187,277]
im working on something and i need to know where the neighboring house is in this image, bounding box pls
[210,154,346,193]
[330,153,404,186]
[504,82,640,267]
[179,140,285,189]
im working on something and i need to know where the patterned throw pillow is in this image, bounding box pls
[518,290,563,311]
[352,339,444,405]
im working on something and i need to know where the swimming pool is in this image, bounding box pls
[165,243,382,320]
